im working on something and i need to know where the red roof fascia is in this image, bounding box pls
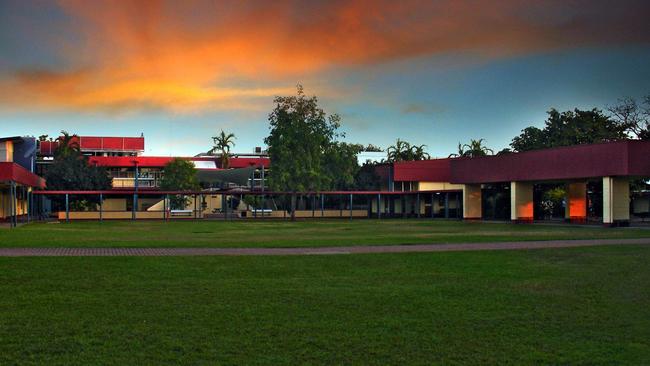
[88,156,175,168]
[0,162,46,188]
[393,159,453,182]
[228,157,270,168]
[39,136,145,155]
[449,140,650,184]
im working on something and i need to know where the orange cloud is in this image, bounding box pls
[1,0,648,112]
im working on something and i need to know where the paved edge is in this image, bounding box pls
[0,238,649,257]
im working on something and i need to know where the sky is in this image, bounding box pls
[1,0,649,157]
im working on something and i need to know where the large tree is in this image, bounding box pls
[45,131,111,191]
[264,85,346,219]
[160,158,199,210]
[510,108,628,152]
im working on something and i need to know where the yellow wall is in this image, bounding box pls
[0,141,13,162]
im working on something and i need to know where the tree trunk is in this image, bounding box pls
[290,192,297,221]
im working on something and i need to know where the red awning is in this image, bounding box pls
[0,162,46,188]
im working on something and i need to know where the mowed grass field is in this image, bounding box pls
[0,245,649,364]
[1,219,650,247]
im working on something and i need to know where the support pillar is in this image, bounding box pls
[603,176,630,227]
[565,182,587,224]
[462,184,482,220]
[510,181,534,223]
[377,193,381,219]
[349,193,353,220]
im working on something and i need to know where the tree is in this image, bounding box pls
[354,162,382,190]
[450,138,494,158]
[44,131,111,210]
[159,158,199,209]
[323,142,363,190]
[209,130,236,168]
[55,130,81,157]
[264,85,344,220]
[386,139,430,162]
[607,95,650,140]
[510,108,628,152]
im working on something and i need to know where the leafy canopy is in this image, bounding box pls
[510,108,628,152]
[159,158,199,210]
[265,85,355,192]
[44,131,111,191]
[159,158,199,191]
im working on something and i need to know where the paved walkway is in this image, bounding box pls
[0,238,649,257]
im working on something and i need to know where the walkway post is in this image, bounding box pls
[99,193,103,222]
[65,193,69,223]
[339,194,343,218]
[377,193,381,219]
[194,193,197,219]
[312,194,315,218]
[132,193,136,221]
[10,181,16,227]
[349,193,353,220]
[444,192,449,219]
[26,188,30,224]
[416,193,420,219]
[321,194,324,217]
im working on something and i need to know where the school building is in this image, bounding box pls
[1,134,649,226]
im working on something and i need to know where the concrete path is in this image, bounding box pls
[0,238,649,257]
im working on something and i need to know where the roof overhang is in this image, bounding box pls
[0,162,46,188]
[449,140,650,184]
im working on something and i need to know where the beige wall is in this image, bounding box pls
[603,176,630,223]
[419,182,465,191]
[0,185,29,219]
[565,182,587,220]
[102,198,126,211]
[463,184,481,219]
[510,181,534,221]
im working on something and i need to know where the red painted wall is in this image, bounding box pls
[393,159,453,182]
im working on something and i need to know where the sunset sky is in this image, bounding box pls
[1,0,649,157]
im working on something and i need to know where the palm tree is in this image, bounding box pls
[210,130,236,168]
[387,139,430,162]
[410,144,430,160]
[450,138,494,158]
[55,130,80,157]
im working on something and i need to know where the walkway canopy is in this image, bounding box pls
[196,166,256,186]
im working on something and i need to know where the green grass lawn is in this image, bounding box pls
[0,245,648,364]
[1,219,649,248]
